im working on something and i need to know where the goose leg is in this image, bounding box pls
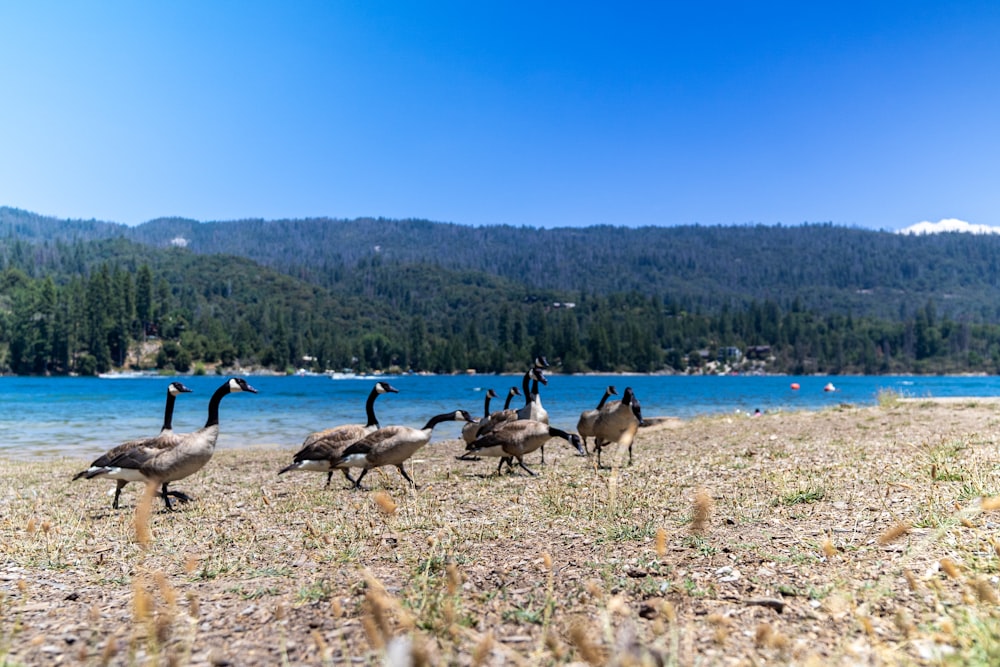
[340,468,356,485]
[325,471,333,487]
[161,483,174,511]
[397,465,415,487]
[352,469,369,490]
[628,443,633,466]
[112,480,126,510]
[539,445,545,464]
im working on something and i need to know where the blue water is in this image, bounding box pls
[2,373,1000,459]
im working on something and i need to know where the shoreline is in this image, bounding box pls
[6,394,1000,464]
[4,367,1000,378]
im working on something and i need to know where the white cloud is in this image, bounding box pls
[897,218,1000,235]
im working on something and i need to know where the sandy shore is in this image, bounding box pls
[2,397,1000,665]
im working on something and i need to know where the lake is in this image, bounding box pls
[3,373,1000,459]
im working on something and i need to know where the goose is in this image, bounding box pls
[462,388,498,445]
[334,410,472,490]
[76,377,257,510]
[456,385,522,461]
[502,386,523,410]
[73,381,193,509]
[527,374,549,424]
[591,386,642,468]
[464,420,585,476]
[278,381,399,486]
[576,385,618,452]
[472,367,547,440]
[527,371,551,463]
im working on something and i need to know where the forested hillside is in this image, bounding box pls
[6,206,1000,322]
[3,206,1000,376]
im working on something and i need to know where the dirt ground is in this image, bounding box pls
[3,397,1000,665]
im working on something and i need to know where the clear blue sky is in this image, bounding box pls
[2,2,999,230]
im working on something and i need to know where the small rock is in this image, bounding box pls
[717,567,741,583]
[913,639,955,661]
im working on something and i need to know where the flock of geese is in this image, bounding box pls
[72,358,645,511]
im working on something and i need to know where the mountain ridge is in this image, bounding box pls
[6,206,1000,323]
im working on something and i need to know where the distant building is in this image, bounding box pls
[718,346,742,362]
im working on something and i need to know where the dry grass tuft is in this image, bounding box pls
[373,490,398,515]
[471,631,494,667]
[980,495,1000,511]
[878,521,911,545]
[691,487,713,534]
[655,527,667,557]
[100,637,118,665]
[183,553,199,574]
[754,622,773,647]
[971,577,999,604]
[707,613,730,644]
[568,619,605,666]
[132,576,152,624]
[940,557,962,580]
[822,538,838,558]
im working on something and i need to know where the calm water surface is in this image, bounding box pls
[2,374,1000,459]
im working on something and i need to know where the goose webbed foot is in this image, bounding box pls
[158,484,193,511]
[516,458,537,476]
